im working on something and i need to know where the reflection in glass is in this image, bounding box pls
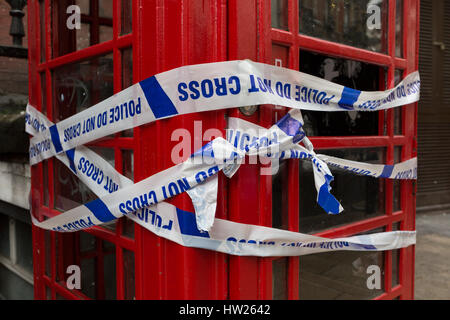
[121,0,133,35]
[396,0,403,57]
[75,0,89,14]
[273,258,288,300]
[393,146,402,212]
[90,146,115,169]
[44,231,51,277]
[122,150,134,181]
[392,249,400,287]
[299,148,386,234]
[103,241,117,300]
[54,160,97,212]
[52,53,113,122]
[121,47,134,137]
[394,70,403,135]
[123,249,135,300]
[80,257,96,298]
[99,0,113,19]
[43,160,49,206]
[271,0,289,30]
[52,0,113,57]
[299,245,385,299]
[39,0,46,62]
[76,23,91,51]
[299,0,388,53]
[272,160,289,230]
[299,50,384,136]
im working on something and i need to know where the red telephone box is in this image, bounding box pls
[28,0,419,300]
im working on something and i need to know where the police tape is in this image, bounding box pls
[227,116,418,180]
[27,59,420,165]
[26,105,417,256]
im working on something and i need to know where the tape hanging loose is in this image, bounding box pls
[25,59,420,257]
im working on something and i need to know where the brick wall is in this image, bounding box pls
[0,1,28,95]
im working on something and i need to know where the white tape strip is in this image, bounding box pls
[227,116,418,180]
[27,60,420,165]
[27,107,416,257]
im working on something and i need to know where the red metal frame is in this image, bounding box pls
[29,0,419,300]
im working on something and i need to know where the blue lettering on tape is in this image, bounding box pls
[176,208,210,238]
[338,87,361,110]
[380,165,394,178]
[139,76,179,119]
[65,148,77,173]
[49,124,63,153]
[84,199,117,223]
[317,174,341,215]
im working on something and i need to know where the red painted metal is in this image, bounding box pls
[29,0,419,300]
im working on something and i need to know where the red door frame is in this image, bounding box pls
[28,0,419,300]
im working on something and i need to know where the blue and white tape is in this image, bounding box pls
[25,60,419,256]
[29,107,416,256]
[28,60,420,165]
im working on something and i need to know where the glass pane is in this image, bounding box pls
[76,23,91,51]
[80,257,96,298]
[272,258,288,300]
[100,25,113,44]
[121,47,134,137]
[122,217,135,239]
[121,0,133,35]
[53,159,97,211]
[122,149,134,181]
[392,249,400,287]
[80,231,96,253]
[299,250,385,299]
[394,70,403,135]
[90,146,115,169]
[55,233,78,283]
[39,0,46,62]
[396,0,403,57]
[123,249,135,300]
[103,240,116,300]
[299,50,384,136]
[299,148,386,234]
[40,72,47,115]
[271,0,289,30]
[52,0,113,57]
[15,220,34,273]
[0,214,10,258]
[299,0,388,53]
[75,0,89,14]
[393,146,402,212]
[43,160,49,206]
[272,160,289,230]
[44,231,51,277]
[122,47,133,88]
[99,0,113,19]
[52,53,113,122]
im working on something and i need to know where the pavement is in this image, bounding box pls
[414,210,450,300]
